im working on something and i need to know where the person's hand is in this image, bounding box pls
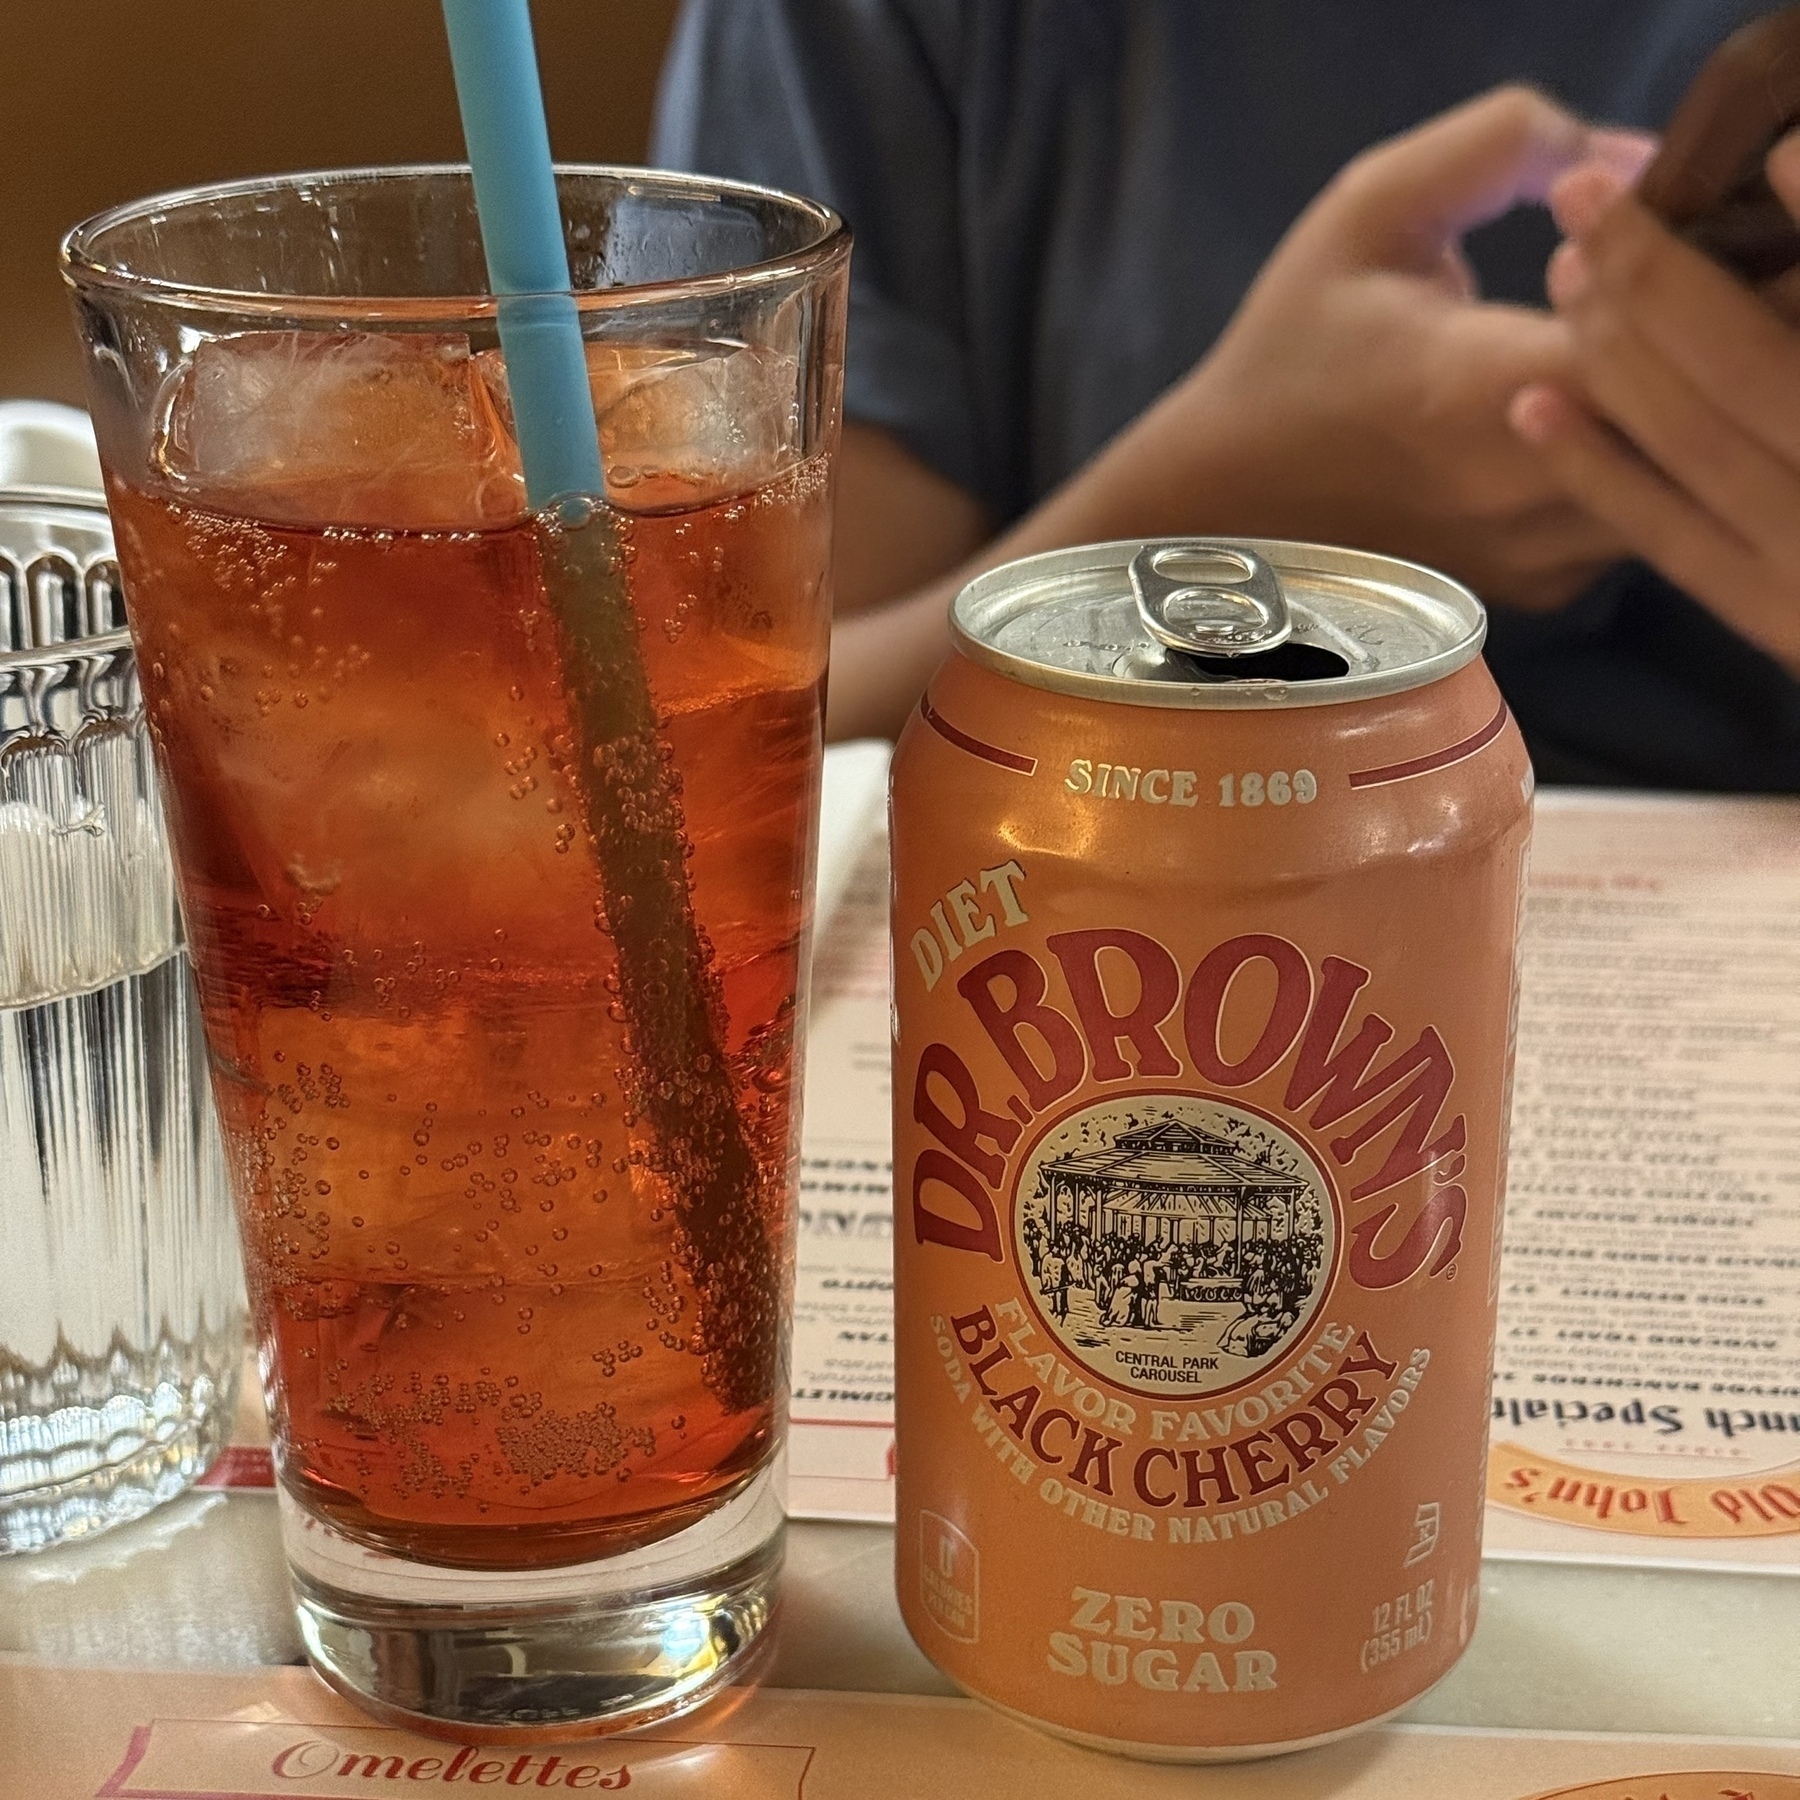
[1509,131,1800,675]
[1077,86,1644,611]
[825,88,1647,739]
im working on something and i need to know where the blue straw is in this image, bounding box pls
[441,0,603,507]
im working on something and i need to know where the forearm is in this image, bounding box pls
[824,401,1259,741]
[828,87,1644,743]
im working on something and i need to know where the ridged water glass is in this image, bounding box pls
[0,487,242,1554]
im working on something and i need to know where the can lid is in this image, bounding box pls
[950,538,1486,709]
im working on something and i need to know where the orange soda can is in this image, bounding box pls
[890,540,1532,1760]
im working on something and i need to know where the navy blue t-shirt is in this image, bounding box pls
[652,0,1800,790]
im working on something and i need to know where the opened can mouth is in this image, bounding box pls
[951,537,1486,710]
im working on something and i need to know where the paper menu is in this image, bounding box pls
[788,760,1800,1566]
[787,743,896,1519]
[1484,792,1800,1569]
[8,1662,1797,1800]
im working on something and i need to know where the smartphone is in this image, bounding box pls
[1638,4,1800,285]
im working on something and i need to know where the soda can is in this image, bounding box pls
[890,539,1532,1760]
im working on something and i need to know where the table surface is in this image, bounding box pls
[6,762,1800,1744]
[4,1479,1799,1743]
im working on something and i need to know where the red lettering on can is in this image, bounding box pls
[1046,929,1182,1081]
[912,1149,1005,1260]
[1184,935,1312,1087]
[958,948,1087,1111]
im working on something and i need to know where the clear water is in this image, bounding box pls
[1,508,244,1554]
[0,953,242,1552]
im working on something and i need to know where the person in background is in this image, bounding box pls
[652,2,1800,790]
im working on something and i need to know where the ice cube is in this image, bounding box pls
[597,343,801,512]
[476,341,801,513]
[155,331,525,530]
[581,342,703,411]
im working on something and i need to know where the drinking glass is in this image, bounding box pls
[0,488,241,1554]
[64,167,848,1736]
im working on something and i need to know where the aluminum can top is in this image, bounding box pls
[951,537,1485,711]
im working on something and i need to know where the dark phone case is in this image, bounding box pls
[1638,3,1800,283]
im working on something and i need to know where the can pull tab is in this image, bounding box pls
[1129,543,1292,658]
